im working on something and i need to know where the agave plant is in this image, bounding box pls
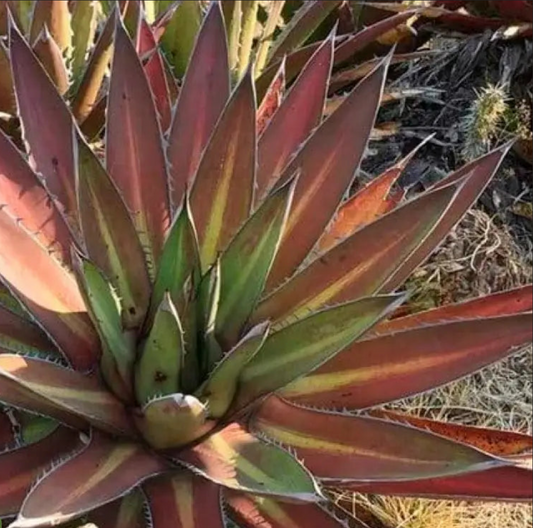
[0,2,532,528]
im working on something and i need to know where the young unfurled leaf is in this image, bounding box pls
[70,0,99,83]
[216,177,296,348]
[198,322,270,419]
[135,294,185,405]
[134,393,212,450]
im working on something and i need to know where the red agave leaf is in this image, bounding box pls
[88,490,147,528]
[106,21,170,271]
[0,426,80,518]
[167,2,230,208]
[11,432,167,528]
[283,313,532,409]
[144,473,226,528]
[256,59,286,137]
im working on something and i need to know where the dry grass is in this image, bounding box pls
[336,208,533,528]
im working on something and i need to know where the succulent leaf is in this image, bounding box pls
[31,27,69,95]
[29,0,72,54]
[70,0,99,84]
[88,489,147,528]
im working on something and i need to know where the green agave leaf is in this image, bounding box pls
[196,259,223,379]
[70,0,99,83]
[75,130,151,330]
[197,322,270,419]
[134,393,212,449]
[237,1,260,78]
[17,413,57,445]
[73,253,135,402]
[149,197,200,324]
[216,176,297,348]
[237,294,405,408]
[160,0,203,78]
[255,0,286,75]
[135,294,185,405]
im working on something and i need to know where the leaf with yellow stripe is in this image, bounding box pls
[144,473,226,528]
[10,432,166,528]
[253,179,460,328]
[190,70,256,269]
[0,426,80,519]
[89,490,146,528]
[216,177,296,348]
[0,354,135,437]
[176,423,319,501]
[237,295,404,408]
[265,54,391,290]
[283,313,533,409]
[76,131,151,330]
[253,397,501,482]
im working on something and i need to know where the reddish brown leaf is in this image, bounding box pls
[11,432,167,528]
[29,0,71,52]
[381,143,512,291]
[0,42,15,114]
[0,128,74,265]
[226,492,349,528]
[167,2,230,208]
[283,314,532,409]
[369,410,533,457]
[256,59,286,137]
[88,491,146,528]
[373,285,533,336]
[10,24,78,227]
[0,427,80,518]
[339,464,533,501]
[106,21,171,270]
[0,408,14,448]
[265,55,390,290]
[32,27,69,95]
[190,72,256,268]
[145,473,226,528]
[0,209,99,371]
[256,36,333,202]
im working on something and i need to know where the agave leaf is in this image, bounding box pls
[0,427,80,518]
[0,408,14,447]
[0,209,99,371]
[254,0,286,75]
[318,136,434,252]
[17,413,58,445]
[373,285,533,336]
[138,17,172,132]
[237,295,404,408]
[29,0,71,53]
[190,71,256,269]
[89,490,146,528]
[9,23,77,226]
[0,42,15,113]
[79,94,107,139]
[254,178,460,328]
[381,143,512,291]
[334,10,419,65]
[159,0,202,77]
[122,0,142,39]
[226,0,242,74]
[167,2,230,208]
[265,54,390,290]
[106,20,171,272]
[256,35,333,202]
[176,423,319,501]
[369,410,533,457]
[196,259,223,378]
[31,26,69,95]
[70,0,99,83]
[216,177,296,347]
[253,397,501,482]
[0,304,56,356]
[0,354,135,436]
[135,294,185,405]
[10,432,167,528]
[75,131,150,329]
[256,59,285,136]
[226,492,359,528]
[0,128,74,265]
[340,464,533,501]
[72,9,114,122]
[237,1,259,78]
[134,393,212,449]
[198,322,270,419]
[144,474,226,528]
[72,253,136,402]
[283,314,533,409]
[149,197,200,325]
[268,1,342,63]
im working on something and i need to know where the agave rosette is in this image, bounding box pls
[0,2,532,528]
